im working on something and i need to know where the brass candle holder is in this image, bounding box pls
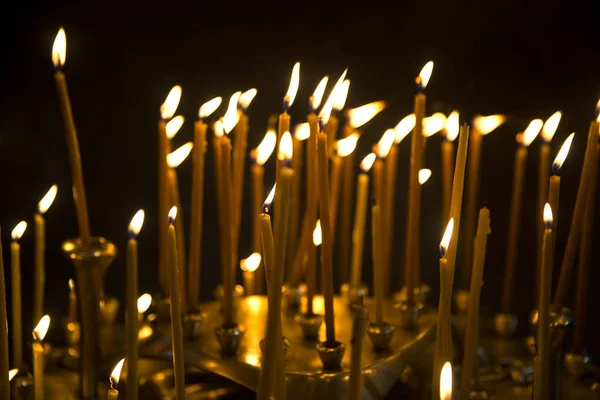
[367,322,395,351]
[295,313,323,340]
[340,283,368,308]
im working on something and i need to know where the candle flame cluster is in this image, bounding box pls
[541,111,562,143]
[240,252,262,272]
[440,218,454,257]
[255,130,277,165]
[198,96,222,120]
[160,86,182,120]
[137,293,152,314]
[346,101,386,129]
[335,133,359,157]
[444,111,459,142]
[167,142,193,168]
[32,315,50,342]
[395,114,416,144]
[128,209,145,238]
[473,114,505,135]
[11,221,27,241]
[37,184,58,215]
[552,132,575,174]
[313,219,322,246]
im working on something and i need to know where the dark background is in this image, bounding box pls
[1,0,599,361]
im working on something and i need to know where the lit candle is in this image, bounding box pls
[167,207,186,399]
[277,62,300,182]
[240,253,261,296]
[137,293,152,323]
[126,210,144,400]
[349,305,369,400]
[274,132,295,284]
[501,120,543,314]
[547,134,574,256]
[51,28,91,246]
[34,185,58,324]
[189,97,222,309]
[350,153,376,289]
[107,358,124,400]
[371,204,384,325]
[0,228,8,400]
[289,123,310,275]
[308,221,322,315]
[441,112,459,223]
[68,279,77,321]
[440,362,453,400]
[10,221,27,368]
[462,114,505,287]
[32,315,51,400]
[330,133,359,237]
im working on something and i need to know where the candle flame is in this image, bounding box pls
[416,61,434,90]
[165,115,185,139]
[255,129,277,166]
[160,85,182,120]
[223,92,242,134]
[543,203,553,229]
[110,358,125,386]
[552,133,575,174]
[138,325,154,340]
[395,114,416,144]
[473,114,505,135]
[167,142,193,168]
[359,153,376,173]
[423,113,447,137]
[168,206,177,223]
[440,362,453,400]
[440,219,454,257]
[319,69,348,128]
[310,76,329,110]
[8,369,18,382]
[38,184,58,214]
[521,119,544,147]
[11,221,27,241]
[596,99,600,121]
[313,220,322,246]
[419,169,432,185]
[239,89,258,111]
[332,80,350,112]
[541,111,562,143]
[294,123,310,141]
[263,184,276,213]
[128,209,145,238]
[213,120,224,137]
[278,131,293,163]
[198,96,222,119]
[52,28,66,68]
[32,315,51,341]
[284,62,300,109]
[137,293,152,314]
[240,253,261,272]
[376,129,396,158]
[346,101,386,129]
[444,111,460,142]
[335,133,359,157]
[68,278,75,292]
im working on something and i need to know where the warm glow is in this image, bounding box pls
[359,153,376,173]
[239,89,258,110]
[541,111,562,142]
[38,184,58,214]
[138,325,154,340]
[311,76,329,110]
[473,114,505,135]
[521,119,544,147]
[167,142,193,168]
[110,359,125,386]
[223,92,242,134]
[68,278,75,292]
[198,96,222,119]
[8,369,18,382]
[440,362,453,400]
[596,99,600,122]
[165,115,184,139]
[335,133,359,157]
[376,129,396,158]
[419,169,432,185]
[294,123,310,141]
[137,293,152,314]
[544,203,553,229]
[332,80,350,111]
[445,111,459,142]
[416,61,434,89]
[319,69,348,127]
[11,221,27,241]
[552,133,575,173]
[33,315,51,341]
[278,131,293,162]
[52,28,66,68]
[213,120,224,137]
[346,101,386,129]
[440,219,454,257]
[240,253,261,272]
[284,62,301,109]
[128,209,145,237]
[168,206,178,223]
[263,184,276,212]
[313,220,322,246]
[395,114,416,144]
[255,130,277,166]
[423,113,447,137]
[160,86,182,120]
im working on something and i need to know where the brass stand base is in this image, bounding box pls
[316,341,346,370]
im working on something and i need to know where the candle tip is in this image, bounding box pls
[223,91,242,134]
[239,89,258,112]
[168,206,178,224]
[278,131,293,165]
[283,62,300,110]
[332,79,350,112]
[440,218,454,257]
[8,369,18,382]
[444,111,460,142]
[440,362,453,400]
[160,85,182,120]
[165,115,185,139]
[543,203,553,229]
[255,129,277,165]
[240,253,261,272]
[110,358,125,388]
[418,169,432,185]
[313,220,322,246]
[68,278,75,292]
[423,113,447,137]
[198,96,222,120]
[137,293,153,314]
[359,153,376,172]
[262,184,276,214]
[294,123,311,141]
[346,101,386,129]
[167,142,194,168]
[310,75,329,112]
[416,61,434,92]
[37,184,58,215]
[335,132,359,157]
[11,221,27,241]
[541,111,562,142]
[128,209,145,238]
[32,315,51,342]
[552,132,575,174]
[52,27,66,69]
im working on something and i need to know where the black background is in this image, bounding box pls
[1,0,600,361]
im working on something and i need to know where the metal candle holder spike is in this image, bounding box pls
[295,313,323,340]
[367,322,395,351]
[214,323,245,356]
[316,341,346,370]
[340,283,369,308]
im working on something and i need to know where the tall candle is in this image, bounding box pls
[51,29,91,246]
[328,154,344,238]
[289,124,309,275]
[441,112,459,223]
[0,226,9,400]
[32,315,51,400]
[107,359,124,400]
[349,305,369,400]
[338,124,355,285]
[308,222,321,315]
[371,204,384,325]
[10,221,26,368]
[34,185,57,324]
[219,135,235,326]
[68,279,77,321]
[277,63,300,183]
[501,120,543,314]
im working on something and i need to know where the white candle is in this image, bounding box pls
[32,315,51,400]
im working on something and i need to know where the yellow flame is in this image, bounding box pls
[294,123,310,141]
[419,169,432,185]
[360,153,376,172]
[198,96,222,119]
[541,111,562,142]
[440,219,454,256]
[8,369,18,382]
[544,203,553,227]
[68,278,75,292]
[239,89,258,110]
[553,133,575,172]
[38,184,58,214]
[332,80,350,111]
[213,120,224,137]
[263,184,276,210]
[240,253,261,272]
[223,92,242,134]
[522,119,544,147]
[376,129,396,158]
[445,111,459,142]
[285,62,301,108]
[52,28,66,68]
[33,315,51,341]
[473,114,505,135]
[417,61,434,89]
[336,133,359,157]
[440,362,453,400]
[278,132,293,162]
[137,293,152,314]
[168,206,178,222]
[167,142,193,168]
[11,221,27,240]
[395,114,416,144]
[160,86,182,120]
[313,220,322,246]
[138,325,154,341]
[423,113,447,137]
[110,358,125,385]
[165,115,184,139]
[346,101,386,129]
[319,69,348,126]
[311,76,329,110]
[255,130,277,166]
[596,99,600,122]
[128,209,145,237]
